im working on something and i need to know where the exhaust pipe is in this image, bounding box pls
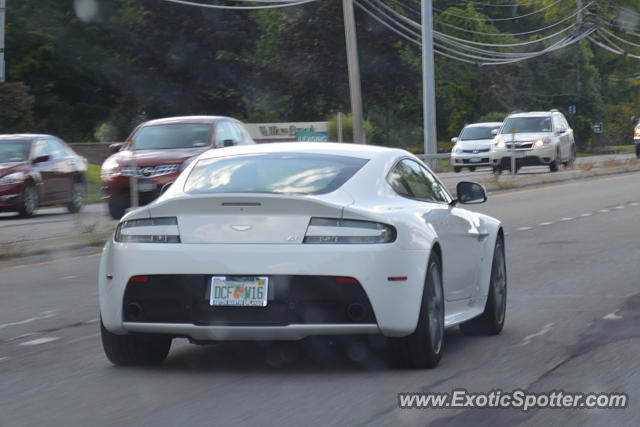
[126,302,143,320]
[346,303,366,322]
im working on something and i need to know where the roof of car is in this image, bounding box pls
[200,142,409,161]
[465,122,502,128]
[140,116,235,126]
[0,134,52,141]
[507,111,557,118]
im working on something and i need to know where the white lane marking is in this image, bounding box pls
[67,334,99,345]
[0,357,8,362]
[603,312,622,320]
[538,222,553,226]
[0,311,57,330]
[18,337,60,346]
[560,217,574,221]
[580,213,592,217]
[630,202,639,206]
[84,318,99,324]
[615,206,625,209]
[514,323,554,347]
[516,227,532,231]
[598,209,610,213]
[59,275,80,280]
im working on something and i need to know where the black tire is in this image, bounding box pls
[108,197,128,220]
[468,166,476,172]
[492,166,501,174]
[460,235,507,336]
[549,150,560,172]
[18,183,39,218]
[66,180,86,213]
[100,319,172,366]
[566,145,577,167]
[453,166,462,173]
[391,251,444,369]
[636,144,640,159]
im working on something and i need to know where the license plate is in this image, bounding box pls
[469,157,482,163]
[210,276,269,307]
[138,181,157,192]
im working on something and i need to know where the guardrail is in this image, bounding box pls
[416,153,451,172]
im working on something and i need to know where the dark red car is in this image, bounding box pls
[101,116,255,219]
[0,134,88,217]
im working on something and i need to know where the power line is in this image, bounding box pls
[434,0,564,22]
[160,0,317,11]
[435,23,576,48]
[434,2,593,38]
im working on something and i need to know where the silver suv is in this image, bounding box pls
[491,110,576,173]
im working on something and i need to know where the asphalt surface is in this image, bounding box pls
[1,171,639,426]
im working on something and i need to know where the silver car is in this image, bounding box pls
[491,110,576,173]
[450,122,502,172]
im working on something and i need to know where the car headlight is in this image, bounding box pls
[453,147,463,154]
[0,172,25,186]
[534,137,551,147]
[303,218,396,244]
[115,217,181,243]
[494,139,506,149]
[101,158,121,179]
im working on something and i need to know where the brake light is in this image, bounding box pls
[129,275,149,283]
[114,217,181,243]
[335,276,359,284]
[303,218,396,244]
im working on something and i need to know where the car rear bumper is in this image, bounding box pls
[99,239,430,339]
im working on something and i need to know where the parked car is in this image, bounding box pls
[0,134,87,217]
[634,120,640,158]
[491,110,576,173]
[101,116,255,219]
[99,143,507,369]
[450,122,502,172]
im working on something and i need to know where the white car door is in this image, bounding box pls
[388,159,482,301]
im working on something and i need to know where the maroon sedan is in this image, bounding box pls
[101,116,255,219]
[0,134,88,217]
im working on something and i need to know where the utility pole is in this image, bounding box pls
[576,0,582,94]
[0,0,6,83]
[342,0,366,144]
[421,0,437,160]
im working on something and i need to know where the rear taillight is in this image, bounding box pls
[115,217,181,243]
[635,128,640,137]
[303,218,396,244]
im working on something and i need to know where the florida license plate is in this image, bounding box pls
[515,151,527,158]
[469,157,482,163]
[210,276,269,307]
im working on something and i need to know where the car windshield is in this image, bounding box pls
[460,126,500,140]
[129,124,213,150]
[501,117,552,134]
[184,153,368,195]
[0,141,29,163]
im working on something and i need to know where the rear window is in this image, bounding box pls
[184,153,368,195]
[130,124,212,150]
[0,141,30,163]
[460,126,500,140]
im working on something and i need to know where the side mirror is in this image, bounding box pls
[32,155,50,164]
[109,143,124,154]
[451,137,459,144]
[160,182,173,195]
[491,129,499,136]
[223,139,235,148]
[456,181,487,205]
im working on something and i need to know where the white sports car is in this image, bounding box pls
[99,143,506,369]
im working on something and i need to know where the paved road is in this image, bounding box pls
[1,171,639,426]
